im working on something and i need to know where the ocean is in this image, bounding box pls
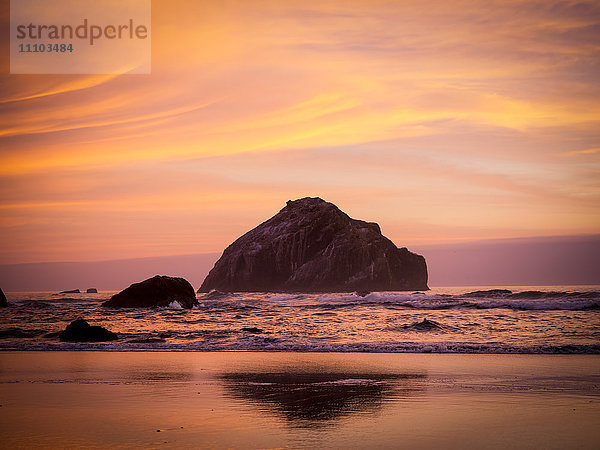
[1,286,599,353]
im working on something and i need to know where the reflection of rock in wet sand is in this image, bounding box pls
[125,370,194,383]
[220,371,426,427]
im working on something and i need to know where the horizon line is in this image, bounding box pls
[1,233,599,266]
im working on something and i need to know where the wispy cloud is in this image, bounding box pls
[0,74,122,104]
[1,0,599,262]
[562,147,600,156]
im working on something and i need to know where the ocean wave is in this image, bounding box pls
[463,289,513,297]
[198,290,231,300]
[297,299,599,311]
[291,290,600,311]
[0,327,46,339]
[1,340,598,354]
[57,289,595,312]
[13,300,56,308]
[465,299,600,310]
[126,337,167,344]
[2,287,598,355]
[387,318,451,332]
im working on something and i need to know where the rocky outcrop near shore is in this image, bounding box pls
[59,318,118,342]
[199,197,428,293]
[102,275,197,309]
[0,288,8,307]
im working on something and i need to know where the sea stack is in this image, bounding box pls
[199,197,428,293]
[59,319,118,342]
[0,288,8,307]
[102,275,197,309]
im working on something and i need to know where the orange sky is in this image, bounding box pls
[1,0,599,263]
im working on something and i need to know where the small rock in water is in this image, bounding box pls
[59,318,118,342]
[0,288,8,307]
[102,275,197,309]
[86,288,98,293]
[403,318,445,331]
[241,327,263,334]
[59,289,80,294]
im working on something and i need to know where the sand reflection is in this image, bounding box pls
[220,370,426,428]
[124,370,194,383]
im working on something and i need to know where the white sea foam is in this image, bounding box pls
[167,301,183,310]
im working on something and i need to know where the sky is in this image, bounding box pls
[1,0,599,265]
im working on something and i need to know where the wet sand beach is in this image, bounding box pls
[1,352,599,449]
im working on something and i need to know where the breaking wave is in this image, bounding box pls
[328,290,600,311]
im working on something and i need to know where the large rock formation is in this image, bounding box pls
[0,288,8,307]
[199,197,428,293]
[59,319,118,342]
[102,275,197,309]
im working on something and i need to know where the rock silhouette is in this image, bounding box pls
[59,289,80,294]
[86,288,98,293]
[102,275,197,309]
[199,197,428,293]
[241,327,264,334]
[0,288,7,307]
[59,318,118,342]
[402,318,445,331]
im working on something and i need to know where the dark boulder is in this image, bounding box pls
[199,197,428,293]
[86,288,98,293]
[241,327,264,333]
[59,319,118,342]
[402,318,445,331]
[59,289,80,294]
[0,288,7,307]
[102,275,197,309]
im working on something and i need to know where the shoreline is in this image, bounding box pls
[2,348,600,354]
[1,352,599,448]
